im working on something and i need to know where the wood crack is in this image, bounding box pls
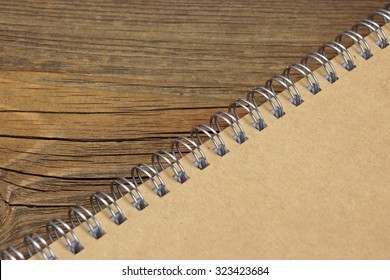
[0,167,116,181]
[0,134,180,142]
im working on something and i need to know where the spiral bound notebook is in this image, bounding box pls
[1,5,390,260]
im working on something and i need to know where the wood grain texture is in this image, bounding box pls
[0,0,386,255]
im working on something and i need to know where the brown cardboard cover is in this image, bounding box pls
[32,26,390,259]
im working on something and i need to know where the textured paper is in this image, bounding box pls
[31,25,390,260]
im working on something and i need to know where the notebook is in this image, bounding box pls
[1,4,389,260]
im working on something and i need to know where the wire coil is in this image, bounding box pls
[1,3,389,260]
[301,52,338,83]
[46,218,84,254]
[68,205,106,239]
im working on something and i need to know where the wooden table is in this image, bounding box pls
[0,0,385,256]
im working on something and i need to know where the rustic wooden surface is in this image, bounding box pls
[0,0,386,256]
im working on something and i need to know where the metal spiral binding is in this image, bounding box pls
[68,205,106,239]
[247,86,285,119]
[283,63,321,94]
[1,3,389,260]
[318,41,356,70]
[352,19,388,48]
[1,246,25,260]
[210,111,248,144]
[46,218,84,254]
[266,75,303,106]
[228,98,266,131]
[335,30,372,59]
[152,150,189,183]
[24,233,57,260]
[369,9,390,23]
[191,124,229,156]
[111,178,148,210]
[90,191,127,225]
[171,136,209,170]
[301,52,338,83]
[131,163,168,197]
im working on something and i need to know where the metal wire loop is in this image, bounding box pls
[247,86,285,119]
[1,246,25,260]
[131,163,168,197]
[24,233,56,260]
[90,191,126,225]
[266,74,303,106]
[283,63,321,94]
[152,150,189,183]
[301,52,338,83]
[368,9,390,24]
[228,98,266,131]
[68,205,105,239]
[46,218,84,254]
[318,41,356,71]
[352,19,388,49]
[209,111,248,144]
[171,136,209,170]
[335,30,372,59]
[111,177,148,210]
[190,124,228,156]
